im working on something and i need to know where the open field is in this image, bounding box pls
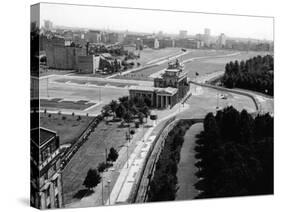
[62,120,134,204]
[40,113,93,145]
[186,51,270,78]
[40,99,95,110]
[39,78,130,115]
[176,123,203,200]
[137,48,182,65]
[113,50,270,81]
[114,49,234,80]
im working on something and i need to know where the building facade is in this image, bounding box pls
[30,127,63,209]
[45,38,86,69]
[44,20,53,31]
[174,38,200,49]
[77,55,100,74]
[86,30,102,43]
[204,28,211,47]
[217,33,226,48]
[179,30,188,39]
[129,60,190,108]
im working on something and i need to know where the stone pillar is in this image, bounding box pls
[156,94,158,108]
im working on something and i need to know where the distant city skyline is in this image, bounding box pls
[39,3,274,41]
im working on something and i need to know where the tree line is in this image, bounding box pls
[147,120,191,201]
[221,55,273,96]
[194,106,273,198]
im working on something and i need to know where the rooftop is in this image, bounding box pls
[129,85,178,95]
[129,85,155,92]
[31,127,57,147]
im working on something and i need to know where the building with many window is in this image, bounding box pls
[30,127,63,209]
[76,55,100,74]
[204,28,211,47]
[44,20,53,31]
[45,37,86,69]
[129,60,190,108]
[179,30,188,39]
[85,30,102,43]
[217,33,226,48]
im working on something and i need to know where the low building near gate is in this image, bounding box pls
[129,59,190,108]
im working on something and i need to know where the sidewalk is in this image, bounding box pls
[104,102,191,205]
[65,120,152,208]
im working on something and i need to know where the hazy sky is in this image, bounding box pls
[40,3,274,40]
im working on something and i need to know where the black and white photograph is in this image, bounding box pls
[29,2,274,210]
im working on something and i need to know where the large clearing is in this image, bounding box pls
[40,113,93,145]
[40,99,95,110]
[62,120,132,205]
[137,48,182,65]
[114,50,270,81]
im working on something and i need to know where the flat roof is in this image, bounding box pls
[129,85,155,92]
[165,69,181,72]
[129,85,178,96]
[156,87,178,95]
[31,127,56,147]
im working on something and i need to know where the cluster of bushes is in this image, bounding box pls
[194,106,273,198]
[147,120,190,201]
[102,96,151,126]
[221,55,274,96]
[83,147,119,191]
[99,58,122,73]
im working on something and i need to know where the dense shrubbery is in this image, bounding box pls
[102,96,151,124]
[147,121,190,201]
[221,55,273,96]
[195,106,273,198]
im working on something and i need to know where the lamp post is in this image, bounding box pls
[125,131,130,168]
[107,180,111,205]
[46,77,49,98]
[142,122,145,142]
[99,86,101,102]
[101,172,104,205]
[216,90,219,110]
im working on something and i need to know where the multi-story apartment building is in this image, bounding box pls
[85,30,102,43]
[30,127,63,209]
[45,36,86,69]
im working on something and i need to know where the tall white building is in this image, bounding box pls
[179,30,188,39]
[204,28,211,47]
[154,38,160,49]
[44,20,53,31]
[218,33,226,48]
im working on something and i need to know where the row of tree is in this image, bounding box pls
[194,106,273,198]
[221,55,273,96]
[148,120,191,201]
[102,96,151,125]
